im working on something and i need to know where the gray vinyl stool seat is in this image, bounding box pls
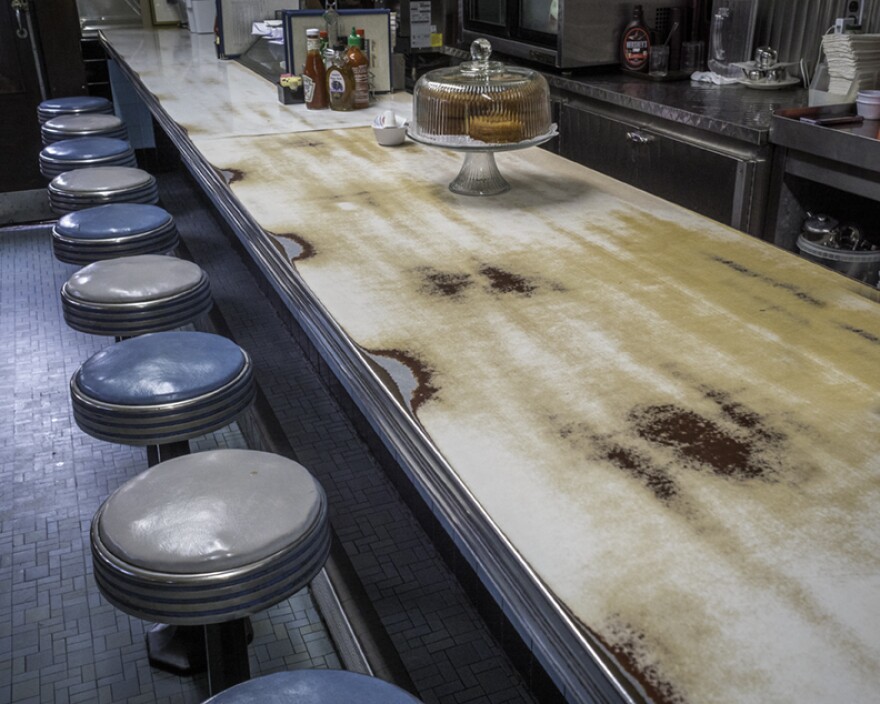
[48,167,159,215]
[61,255,212,337]
[37,95,114,124]
[70,330,254,447]
[52,203,179,264]
[91,449,332,694]
[41,113,128,145]
[39,137,137,179]
[201,670,423,704]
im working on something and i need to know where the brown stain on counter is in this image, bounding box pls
[703,388,785,445]
[602,442,679,501]
[710,256,825,307]
[479,266,538,295]
[418,268,474,299]
[607,209,825,307]
[416,264,563,301]
[840,323,880,344]
[218,167,245,185]
[556,384,786,501]
[579,617,686,704]
[269,231,316,261]
[367,348,439,412]
[629,403,780,480]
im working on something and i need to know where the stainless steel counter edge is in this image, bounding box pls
[99,34,636,704]
[434,43,807,146]
[544,71,809,146]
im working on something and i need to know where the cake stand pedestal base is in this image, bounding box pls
[449,151,510,196]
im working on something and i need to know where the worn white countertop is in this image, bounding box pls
[104,27,880,704]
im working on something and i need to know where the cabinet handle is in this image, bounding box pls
[626,130,654,144]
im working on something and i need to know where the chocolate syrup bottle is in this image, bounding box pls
[620,5,651,72]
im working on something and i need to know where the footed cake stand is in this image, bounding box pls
[407,128,558,196]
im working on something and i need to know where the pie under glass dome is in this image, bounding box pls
[407,40,557,196]
[409,38,554,147]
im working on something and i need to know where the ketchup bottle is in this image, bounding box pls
[303,28,329,109]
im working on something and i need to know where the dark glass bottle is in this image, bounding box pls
[620,5,651,72]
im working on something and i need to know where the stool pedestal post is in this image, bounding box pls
[146,624,206,675]
[205,618,252,695]
[146,440,190,468]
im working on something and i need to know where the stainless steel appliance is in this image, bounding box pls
[462,0,666,69]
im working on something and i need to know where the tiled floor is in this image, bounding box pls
[0,174,539,704]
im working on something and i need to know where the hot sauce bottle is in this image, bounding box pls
[345,27,370,110]
[303,28,329,109]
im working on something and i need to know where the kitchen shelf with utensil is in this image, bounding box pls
[767,104,880,282]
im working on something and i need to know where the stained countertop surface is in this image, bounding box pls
[103,27,880,704]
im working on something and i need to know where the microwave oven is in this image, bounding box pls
[462,0,667,69]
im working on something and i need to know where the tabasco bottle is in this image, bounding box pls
[620,5,651,72]
[303,28,328,109]
[345,27,370,110]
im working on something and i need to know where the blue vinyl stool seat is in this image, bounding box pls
[41,112,128,145]
[201,670,423,703]
[37,95,114,124]
[91,450,332,695]
[52,203,179,264]
[48,167,159,215]
[40,137,137,179]
[61,255,212,337]
[70,330,254,453]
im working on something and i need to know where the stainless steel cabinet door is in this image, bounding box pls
[560,100,769,235]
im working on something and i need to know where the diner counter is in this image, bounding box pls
[101,27,880,704]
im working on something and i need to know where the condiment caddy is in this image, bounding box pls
[298,26,370,111]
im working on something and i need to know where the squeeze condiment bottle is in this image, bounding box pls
[326,48,354,111]
[303,28,329,110]
[620,4,651,72]
[345,27,370,110]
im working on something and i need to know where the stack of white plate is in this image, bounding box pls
[37,96,114,125]
[821,33,880,96]
[48,167,159,215]
[39,137,137,179]
[41,114,128,146]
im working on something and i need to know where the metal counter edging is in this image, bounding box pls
[99,31,638,704]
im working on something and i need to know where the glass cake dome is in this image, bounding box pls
[410,38,553,146]
[408,39,557,195]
